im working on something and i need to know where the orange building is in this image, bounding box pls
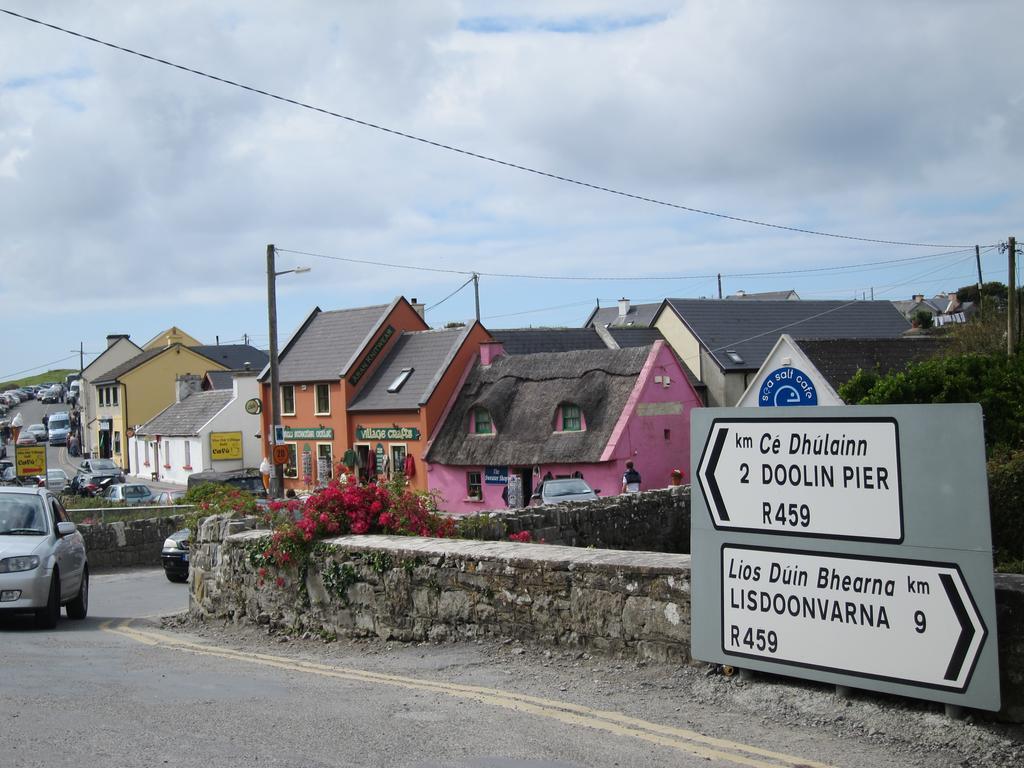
[259,296,491,493]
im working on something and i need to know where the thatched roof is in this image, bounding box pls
[425,346,650,466]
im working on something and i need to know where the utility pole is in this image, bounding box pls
[267,244,285,499]
[870,287,874,301]
[472,273,480,322]
[717,273,722,300]
[78,342,84,374]
[975,245,983,291]
[1008,236,1017,357]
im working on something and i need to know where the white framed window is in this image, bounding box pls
[281,385,295,415]
[316,442,333,483]
[314,383,330,415]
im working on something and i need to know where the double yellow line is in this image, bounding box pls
[102,619,832,768]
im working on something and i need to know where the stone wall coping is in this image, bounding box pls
[224,530,692,574]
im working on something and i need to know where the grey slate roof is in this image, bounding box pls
[606,328,665,348]
[275,303,392,383]
[727,290,800,301]
[795,337,950,393]
[490,328,608,355]
[205,370,234,390]
[661,299,911,372]
[584,302,660,328]
[425,346,650,466]
[348,327,472,412]
[191,345,267,372]
[135,390,234,437]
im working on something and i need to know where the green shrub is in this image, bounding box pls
[180,483,258,537]
[986,448,1024,568]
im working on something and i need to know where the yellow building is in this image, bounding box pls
[141,325,203,350]
[90,344,230,472]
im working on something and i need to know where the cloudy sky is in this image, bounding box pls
[1,1,1020,379]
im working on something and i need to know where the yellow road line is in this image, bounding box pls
[105,620,833,768]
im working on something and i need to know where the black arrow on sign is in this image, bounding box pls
[705,426,729,522]
[940,572,978,682]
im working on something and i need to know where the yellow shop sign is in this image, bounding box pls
[210,431,243,461]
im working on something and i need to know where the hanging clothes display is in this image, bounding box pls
[403,453,416,478]
[342,448,357,470]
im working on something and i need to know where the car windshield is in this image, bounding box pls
[544,479,593,497]
[90,459,117,470]
[49,418,69,430]
[0,496,47,535]
[29,424,45,432]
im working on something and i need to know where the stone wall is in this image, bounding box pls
[190,516,691,664]
[458,486,690,553]
[78,515,186,570]
[190,514,1024,722]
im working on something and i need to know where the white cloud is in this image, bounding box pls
[0,1,1020,375]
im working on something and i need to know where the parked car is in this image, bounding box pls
[153,490,186,505]
[186,468,267,498]
[26,423,48,443]
[16,431,37,446]
[161,528,191,583]
[0,486,88,627]
[77,458,126,484]
[46,413,70,446]
[102,483,156,506]
[38,469,70,492]
[531,478,600,506]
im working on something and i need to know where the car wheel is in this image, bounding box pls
[66,567,88,620]
[165,570,188,584]
[35,572,60,629]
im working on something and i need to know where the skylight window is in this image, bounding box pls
[726,350,744,364]
[387,367,414,393]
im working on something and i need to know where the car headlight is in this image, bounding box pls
[0,555,41,573]
[163,538,181,550]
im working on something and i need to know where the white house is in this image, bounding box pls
[129,371,263,484]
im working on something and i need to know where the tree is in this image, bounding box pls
[911,310,933,329]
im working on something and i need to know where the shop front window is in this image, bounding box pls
[284,443,298,478]
[317,443,333,483]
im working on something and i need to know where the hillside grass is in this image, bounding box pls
[0,368,77,390]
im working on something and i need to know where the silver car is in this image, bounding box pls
[532,478,600,505]
[0,487,88,628]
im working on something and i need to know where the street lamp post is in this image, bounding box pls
[266,243,310,499]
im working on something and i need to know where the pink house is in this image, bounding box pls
[423,340,702,514]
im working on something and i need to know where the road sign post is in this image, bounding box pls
[690,405,1000,711]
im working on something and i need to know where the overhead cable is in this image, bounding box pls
[0,7,975,249]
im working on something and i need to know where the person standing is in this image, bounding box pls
[621,461,642,493]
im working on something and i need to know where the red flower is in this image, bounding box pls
[275,576,285,587]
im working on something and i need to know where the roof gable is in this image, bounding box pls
[661,299,910,372]
[81,337,143,380]
[276,303,392,383]
[141,326,202,350]
[425,346,650,466]
[93,344,228,384]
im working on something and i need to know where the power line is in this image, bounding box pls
[278,244,985,284]
[426,276,475,312]
[0,354,80,382]
[0,7,974,250]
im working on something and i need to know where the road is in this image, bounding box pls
[4,396,184,492]
[3,566,1021,768]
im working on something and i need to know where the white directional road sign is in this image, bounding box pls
[697,417,903,541]
[721,545,987,691]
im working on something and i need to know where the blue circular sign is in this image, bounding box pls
[758,366,818,407]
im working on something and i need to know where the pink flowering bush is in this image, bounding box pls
[508,530,533,543]
[254,477,454,573]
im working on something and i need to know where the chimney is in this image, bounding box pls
[480,341,506,366]
[106,334,130,349]
[410,297,425,319]
[617,297,630,318]
[912,294,925,303]
[175,373,203,403]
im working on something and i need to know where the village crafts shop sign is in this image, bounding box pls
[355,426,420,441]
